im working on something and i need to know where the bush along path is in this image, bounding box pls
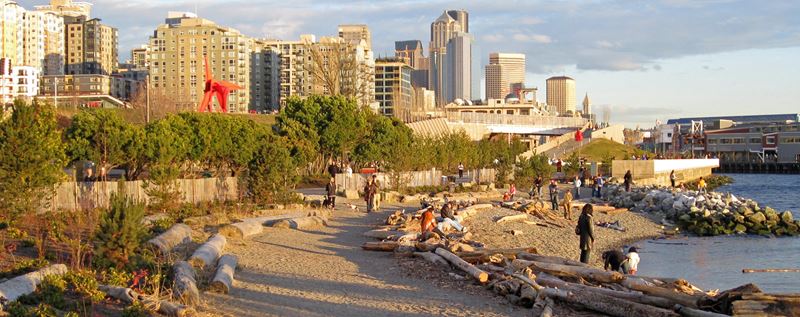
[601,184,799,236]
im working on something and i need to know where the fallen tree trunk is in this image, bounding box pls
[218,213,305,239]
[172,261,199,306]
[361,241,399,252]
[188,234,226,269]
[673,304,730,317]
[413,252,450,268]
[272,216,327,230]
[456,247,538,264]
[496,214,529,224]
[0,264,67,303]
[535,273,673,309]
[513,259,624,283]
[518,284,538,307]
[435,248,489,283]
[621,277,702,308]
[99,285,195,317]
[147,224,192,255]
[517,252,589,267]
[363,229,407,240]
[209,254,238,294]
[540,287,680,317]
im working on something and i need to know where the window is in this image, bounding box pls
[707,139,718,144]
[766,136,776,144]
[781,137,800,144]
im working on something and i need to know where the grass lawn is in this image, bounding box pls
[572,138,653,162]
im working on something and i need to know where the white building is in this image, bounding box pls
[1,58,40,104]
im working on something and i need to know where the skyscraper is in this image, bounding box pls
[485,53,525,100]
[395,40,429,89]
[546,76,576,115]
[429,9,470,106]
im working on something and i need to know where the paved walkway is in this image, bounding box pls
[204,199,521,317]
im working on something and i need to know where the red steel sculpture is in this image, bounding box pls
[198,56,242,113]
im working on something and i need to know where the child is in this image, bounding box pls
[625,247,640,275]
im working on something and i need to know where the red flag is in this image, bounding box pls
[575,129,584,142]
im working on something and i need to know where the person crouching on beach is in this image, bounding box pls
[625,247,640,275]
[602,249,626,272]
[575,204,595,264]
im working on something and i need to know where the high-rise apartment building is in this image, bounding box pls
[429,9,470,106]
[546,76,576,115]
[375,58,413,117]
[251,35,315,111]
[147,13,251,112]
[34,0,91,18]
[64,16,117,75]
[129,45,148,69]
[337,24,371,51]
[1,1,65,75]
[485,53,525,100]
[0,57,39,104]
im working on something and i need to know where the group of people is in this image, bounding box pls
[419,200,469,239]
[575,203,641,273]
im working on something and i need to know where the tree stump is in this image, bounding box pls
[147,224,192,255]
[188,234,226,269]
[209,254,238,294]
[172,261,200,306]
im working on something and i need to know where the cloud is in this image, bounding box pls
[482,34,505,43]
[511,33,552,44]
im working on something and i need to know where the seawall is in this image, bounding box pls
[612,159,719,187]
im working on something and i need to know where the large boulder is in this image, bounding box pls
[747,212,767,224]
[781,211,794,225]
[764,207,780,222]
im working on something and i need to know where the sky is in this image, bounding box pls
[19,0,800,127]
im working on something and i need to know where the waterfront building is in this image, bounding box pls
[147,12,251,112]
[705,123,800,163]
[485,52,525,100]
[429,9,470,106]
[546,76,576,115]
[374,58,413,118]
[129,45,148,69]
[443,32,471,104]
[1,1,65,75]
[252,35,315,111]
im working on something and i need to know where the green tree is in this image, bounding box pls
[515,154,555,189]
[563,152,581,177]
[276,96,321,171]
[316,95,368,161]
[94,192,146,270]
[143,115,190,212]
[0,100,66,223]
[64,109,137,178]
[247,134,299,204]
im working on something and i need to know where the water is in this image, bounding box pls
[636,174,800,293]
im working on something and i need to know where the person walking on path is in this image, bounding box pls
[364,178,375,213]
[670,170,676,188]
[697,177,707,194]
[325,177,336,209]
[593,174,604,198]
[625,247,640,275]
[573,176,582,199]
[562,190,574,220]
[624,170,633,192]
[370,175,381,212]
[576,204,595,264]
[548,180,559,211]
[458,162,464,179]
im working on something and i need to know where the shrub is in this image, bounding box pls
[121,301,151,317]
[94,193,146,270]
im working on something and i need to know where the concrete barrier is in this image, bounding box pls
[612,159,719,187]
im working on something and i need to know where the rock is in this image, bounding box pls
[511,230,523,236]
[461,182,473,189]
[781,211,794,225]
[747,212,767,224]
[734,224,747,234]
[764,208,779,222]
[344,189,359,199]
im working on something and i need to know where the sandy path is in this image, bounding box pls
[205,200,521,317]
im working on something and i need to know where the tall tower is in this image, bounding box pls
[546,76,576,115]
[429,9,469,106]
[485,53,525,100]
[582,93,591,115]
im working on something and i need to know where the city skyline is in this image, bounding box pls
[13,0,800,127]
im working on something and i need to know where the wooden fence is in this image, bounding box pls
[51,177,239,211]
[335,168,497,192]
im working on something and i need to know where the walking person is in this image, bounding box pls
[624,170,633,192]
[670,170,676,188]
[625,247,640,275]
[594,173,604,198]
[562,190,574,220]
[579,167,586,188]
[364,178,375,213]
[535,176,543,199]
[575,204,595,264]
[371,175,381,212]
[573,176,582,199]
[458,162,465,179]
[548,180,559,211]
[325,177,336,209]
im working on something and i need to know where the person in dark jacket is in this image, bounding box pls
[325,177,336,209]
[576,204,595,264]
[548,180,559,211]
[602,249,627,272]
[624,170,633,192]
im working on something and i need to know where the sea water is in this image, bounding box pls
[635,174,800,293]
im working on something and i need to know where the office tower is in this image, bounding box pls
[582,93,591,115]
[147,13,251,112]
[485,52,525,100]
[64,16,117,75]
[444,32,471,103]
[546,76,576,115]
[375,58,413,117]
[395,40,429,89]
[34,0,91,18]
[429,9,470,106]
[338,24,371,51]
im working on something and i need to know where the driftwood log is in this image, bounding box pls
[732,293,800,317]
[209,254,238,294]
[0,264,67,303]
[172,261,200,306]
[272,216,327,230]
[188,234,226,269]
[99,285,195,317]
[535,273,673,309]
[513,259,624,284]
[495,214,529,224]
[147,224,192,255]
[218,213,305,239]
[363,229,408,240]
[456,247,537,264]
[621,277,702,308]
[361,241,399,252]
[455,203,494,221]
[517,252,589,267]
[540,287,681,317]
[673,304,731,317]
[413,252,450,268]
[435,248,489,283]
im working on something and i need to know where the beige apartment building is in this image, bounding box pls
[34,0,91,18]
[546,76,576,115]
[251,35,316,110]
[338,24,371,51]
[147,12,252,112]
[1,1,64,75]
[64,16,117,75]
[485,52,525,100]
[375,58,413,118]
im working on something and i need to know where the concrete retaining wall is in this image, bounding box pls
[612,159,719,187]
